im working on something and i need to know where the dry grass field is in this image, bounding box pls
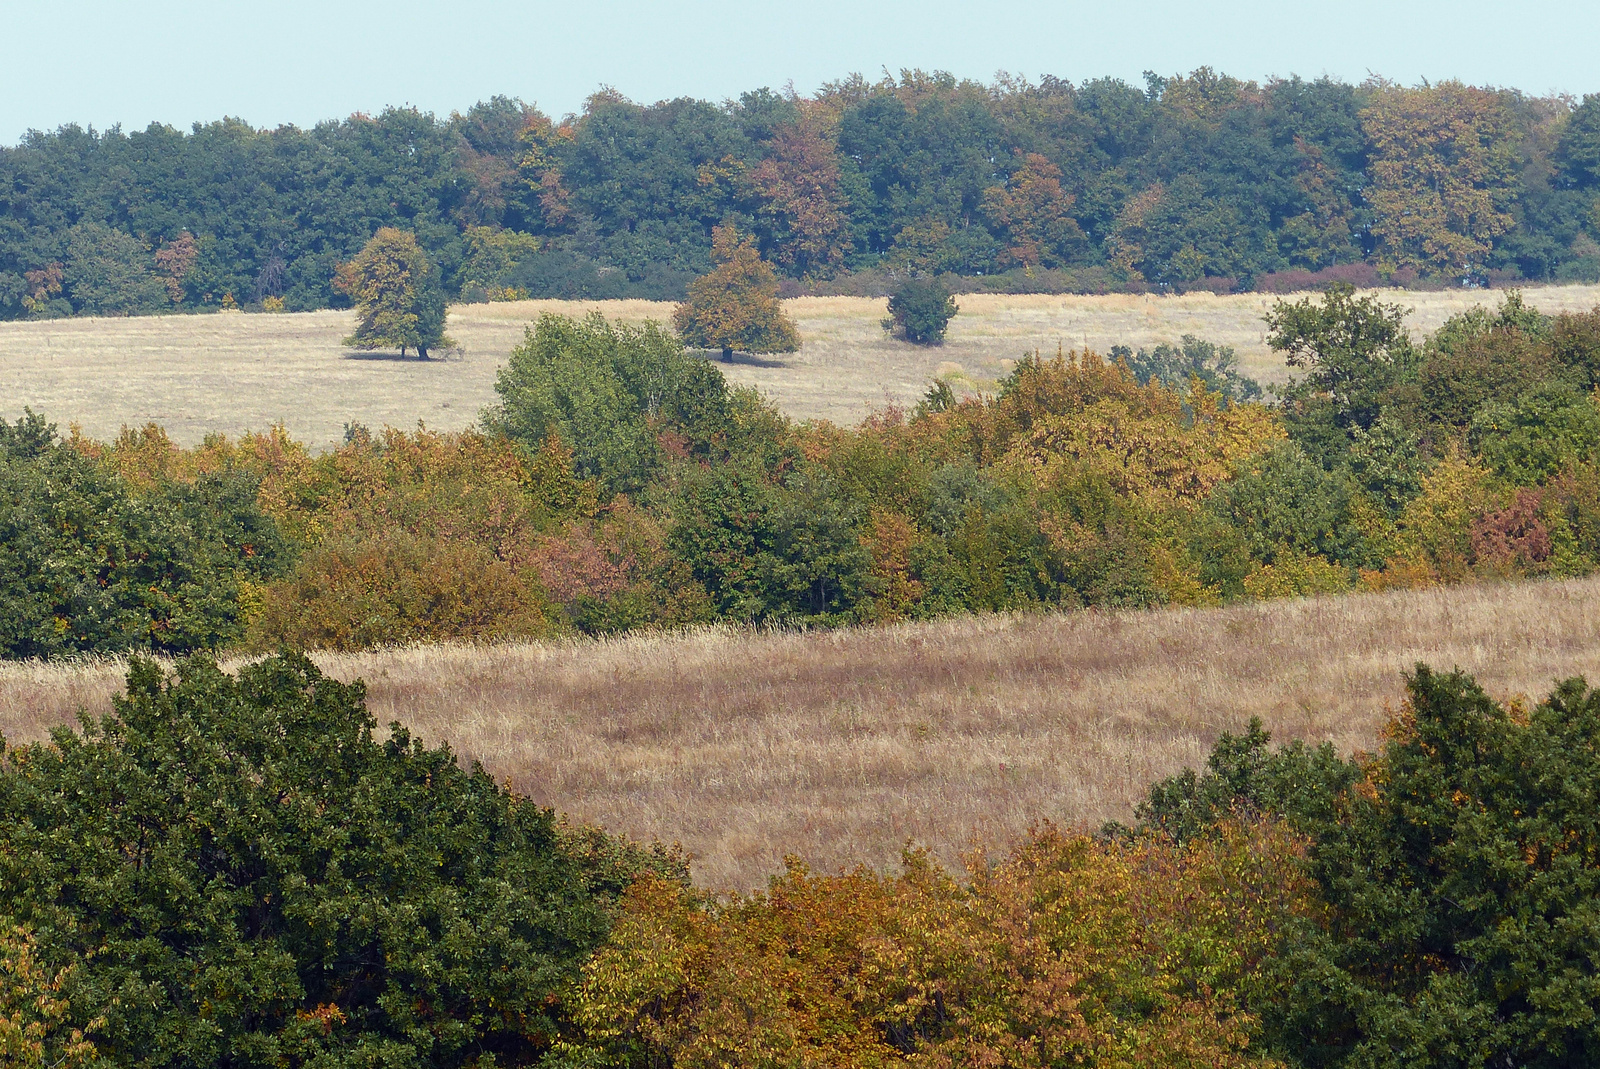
[6,285,1600,449]
[4,576,1598,890]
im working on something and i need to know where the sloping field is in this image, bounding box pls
[5,285,1600,449]
[5,576,1598,890]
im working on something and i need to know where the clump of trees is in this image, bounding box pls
[336,228,455,357]
[673,226,799,360]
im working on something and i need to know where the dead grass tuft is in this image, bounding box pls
[3,577,1597,890]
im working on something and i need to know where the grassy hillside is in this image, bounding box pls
[7,285,1600,449]
[7,575,1598,890]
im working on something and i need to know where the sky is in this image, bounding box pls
[4,0,1599,142]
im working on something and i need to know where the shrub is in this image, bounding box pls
[883,276,958,344]
[246,530,547,650]
[0,653,669,1067]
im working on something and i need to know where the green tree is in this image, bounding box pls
[336,227,456,358]
[1266,282,1417,462]
[485,311,772,495]
[0,412,287,658]
[883,275,958,344]
[0,652,675,1068]
[672,225,799,360]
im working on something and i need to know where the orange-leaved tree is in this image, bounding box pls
[673,225,800,361]
[334,227,455,358]
[558,822,1313,1067]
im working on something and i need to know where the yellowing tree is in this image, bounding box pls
[981,152,1089,269]
[1361,81,1519,275]
[673,226,800,360]
[335,227,455,358]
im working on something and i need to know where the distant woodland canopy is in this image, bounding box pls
[8,69,1600,319]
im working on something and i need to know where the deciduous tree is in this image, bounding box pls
[1361,81,1519,276]
[335,227,456,358]
[672,226,799,360]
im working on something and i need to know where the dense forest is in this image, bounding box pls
[8,69,1600,318]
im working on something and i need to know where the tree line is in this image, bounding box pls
[7,70,1600,319]
[5,284,1600,657]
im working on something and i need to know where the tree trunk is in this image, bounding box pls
[417,345,429,360]
[721,345,733,362]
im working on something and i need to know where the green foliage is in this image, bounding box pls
[883,276,958,344]
[337,227,456,357]
[1134,718,1359,844]
[7,75,1600,318]
[666,463,876,624]
[1202,441,1369,573]
[1132,666,1600,1068]
[486,312,761,495]
[1469,383,1600,484]
[1112,334,1265,403]
[0,653,668,1068]
[1268,283,1417,450]
[58,222,170,316]
[1281,667,1600,1068]
[0,412,286,658]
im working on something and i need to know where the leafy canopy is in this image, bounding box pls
[336,227,456,358]
[672,226,799,359]
[0,652,671,1068]
[883,275,959,345]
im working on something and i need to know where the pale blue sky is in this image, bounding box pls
[5,0,1598,142]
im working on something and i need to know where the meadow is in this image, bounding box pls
[6,575,1597,890]
[6,284,1600,448]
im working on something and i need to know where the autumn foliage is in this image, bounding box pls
[559,820,1313,1068]
[673,226,800,359]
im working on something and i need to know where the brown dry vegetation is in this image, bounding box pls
[7,285,1600,448]
[4,576,1598,890]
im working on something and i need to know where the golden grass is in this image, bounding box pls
[6,285,1600,448]
[4,576,1598,890]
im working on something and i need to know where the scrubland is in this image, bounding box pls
[5,575,1597,890]
[6,284,1600,448]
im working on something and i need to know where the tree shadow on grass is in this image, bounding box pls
[686,348,789,369]
[341,350,461,362]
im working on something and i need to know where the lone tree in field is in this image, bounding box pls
[673,226,799,360]
[336,227,455,358]
[884,275,958,345]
